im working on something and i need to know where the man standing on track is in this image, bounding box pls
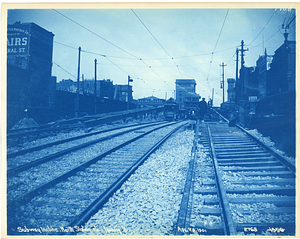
[199,98,207,121]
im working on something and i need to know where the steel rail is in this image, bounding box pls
[175,120,199,235]
[207,125,236,235]
[7,122,169,176]
[212,108,295,173]
[69,122,188,230]
[7,122,181,213]
[207,122,295,235]
[7,121,165,158]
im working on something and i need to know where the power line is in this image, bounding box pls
[131,9,183,78]
[52,9,171,90]
[251,28,281,49]
[52,9,141,60]
[54,41,140,60]
[54,41,78,50]
[282,11,289,26]
[286,11,295,27]
[53,61,76,79]
[225,50,237,65]
[206,9,229,82]
[248,11,275,46]
[53,45,157,92]
[55,46,168,93]
[144,45,236,60]
[212,9,229,55]
[97,55,157,91]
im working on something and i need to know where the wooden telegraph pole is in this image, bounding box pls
[94,59,97,115]
[75,46,81,118]
[127,76,133,110]
[220,62,227,104]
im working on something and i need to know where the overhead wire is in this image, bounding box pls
[251,28,281,49]
[282,11,289,27]
[247,11,275,46]
[54,42,157,92]
[52,9,172,92]
[53,61,76,79]
[52,9,141,60]
[286,11,295,28]
[206,9,229,84]
[131,9,183,79]
[84,50,156,91]
[251,11,295,50]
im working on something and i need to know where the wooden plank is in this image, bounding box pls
[219,161,280,167]
[217,157,275,163]
[226,186,295,196]
[228,178,295,185]
[216,147,262,152]
[203,198,220,205]
[194,188,218,194]
[217,153,270,159]
[214,144,257,149]
[228,196,295,207]
[216,150,265,155]
[240,171,295,178]
[198,208,221,215]
[221,166,288,172]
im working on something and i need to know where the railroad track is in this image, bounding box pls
[7,121,173,202]
[7,121,165,169]
[7,120,187,235]
[7,109,163,147]
[176,119,295,236]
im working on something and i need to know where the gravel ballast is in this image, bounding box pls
[81,128,195,236]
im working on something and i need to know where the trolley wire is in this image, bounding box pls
[206,9,229,84]
[52,9,140,61]
[248,11,275,47]
[131,9,183,78]
[52,9,172,91]
[53,62,77,79]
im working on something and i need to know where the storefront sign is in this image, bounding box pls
[7,25,30,56]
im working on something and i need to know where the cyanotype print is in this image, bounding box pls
[5,5,296,237]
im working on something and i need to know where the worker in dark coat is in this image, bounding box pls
[199,98,207,120]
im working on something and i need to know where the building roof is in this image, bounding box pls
[176,79,196,84]
[8,21,55,37]
[138,96,164,100]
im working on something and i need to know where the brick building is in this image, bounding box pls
[7,21,55,127]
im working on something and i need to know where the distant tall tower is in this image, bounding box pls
[227,78,235,103]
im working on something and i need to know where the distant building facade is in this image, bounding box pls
[236,35,296,104]
[175,79,200,104]
[138,96,166,107]
[80,79,114,99]
[56,79,76,92]
[266,35,296,96]
[57,79,115,99]
[113,84,133,103]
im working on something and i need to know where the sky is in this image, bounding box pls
[6,5,296,106]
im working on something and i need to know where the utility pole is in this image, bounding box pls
[94,59,97,115]
[75,46,81,118]
[127,75,133,110]
[235,48,239,105]
[82,74,84,95]
[220,62,227,104]
[240,40,248,100]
